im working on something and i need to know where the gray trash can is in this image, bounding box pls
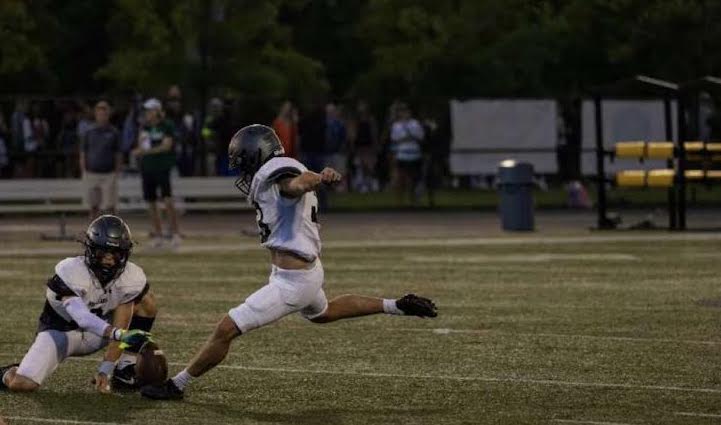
[497,160,534,231]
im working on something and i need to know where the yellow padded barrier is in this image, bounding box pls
[646,142,674,159]
[615,141,646,158]
[684,141,705,152]
[684,170,705,180]
[706,143,721,152]
[616,170,646,187]
[647,169,675,187]
[706,170,721,179]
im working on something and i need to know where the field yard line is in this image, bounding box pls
[160,363,721,394]
[553,420,635,425]
[405,253,639,263]
[675,411,721,418]
[4,232,721,257]
[55,357,721,394]
[388,327,721,346]
[5,417,121,425]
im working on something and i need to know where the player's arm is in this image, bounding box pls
[95,302,133,393]
[277,168,342,198]
[144,135,173,154]
[104,302,133,363]
[60,297,149,344]
[61,296,114,338]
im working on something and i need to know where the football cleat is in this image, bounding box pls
[140,379,184,400]
[111,364,139,390]
[0,364,19,390]
[396,294,438,318]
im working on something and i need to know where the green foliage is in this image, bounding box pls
[0,1,46,85]
[97,0,327,101]
[3,0,721,108]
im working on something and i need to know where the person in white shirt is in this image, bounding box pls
[390,103,425,204]
[141,124,438,400]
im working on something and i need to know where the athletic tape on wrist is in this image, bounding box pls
[97,360,115,376]
[111,328,124,341]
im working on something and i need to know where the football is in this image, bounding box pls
[135,341,168,386]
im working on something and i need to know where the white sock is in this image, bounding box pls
[383,298,403,315]
[117,353,136,369]
[172,369,193,390]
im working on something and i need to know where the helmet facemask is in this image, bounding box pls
[84,241,131,286]
[229,148,261,197]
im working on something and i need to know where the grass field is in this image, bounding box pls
[2,215,721,424]
[329,185,721,211]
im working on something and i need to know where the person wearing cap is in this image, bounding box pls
[132,98,181,248]
[80,100,122,219]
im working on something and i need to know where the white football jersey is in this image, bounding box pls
[248,157,321,261]
[39,256,148,331]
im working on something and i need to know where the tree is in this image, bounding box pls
[0,1,48,93]
[98,0,328,105]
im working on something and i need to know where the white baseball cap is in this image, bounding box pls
[143,98,162,110]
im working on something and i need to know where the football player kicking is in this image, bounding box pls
[141,124,438,400]
[0,215,154,394]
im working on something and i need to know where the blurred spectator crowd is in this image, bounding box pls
[0,86,450,201]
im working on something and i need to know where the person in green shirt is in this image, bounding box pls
[131,98,181,248]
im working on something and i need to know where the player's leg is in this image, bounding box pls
[1,366,37,392]
[183,315,240,378]
[141,281,292,400]
[292,261,437,323]
[1,331,72,392]
[113,291,158,389]
[308,293,437,324]
[178,282,293,379]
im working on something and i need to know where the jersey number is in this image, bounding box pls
[253,202,271,243]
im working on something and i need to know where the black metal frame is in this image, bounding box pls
[591,75,679,230]
[676,76,721,230]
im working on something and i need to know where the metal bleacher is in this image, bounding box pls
[0,176,250,214]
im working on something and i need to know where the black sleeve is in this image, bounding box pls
[130,282,150,304]
[47,275,78,301]
[267,166,302,183]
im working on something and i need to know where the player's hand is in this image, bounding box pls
[117,329,153,351]
[319,168,342,186]
[94,373,111,394]
[131,147,144,157]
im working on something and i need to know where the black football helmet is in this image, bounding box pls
[82,215,133,286]
[228,124,285,196]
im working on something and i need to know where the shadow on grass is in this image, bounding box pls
[10,390,153,423]
[179,401,447,425]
